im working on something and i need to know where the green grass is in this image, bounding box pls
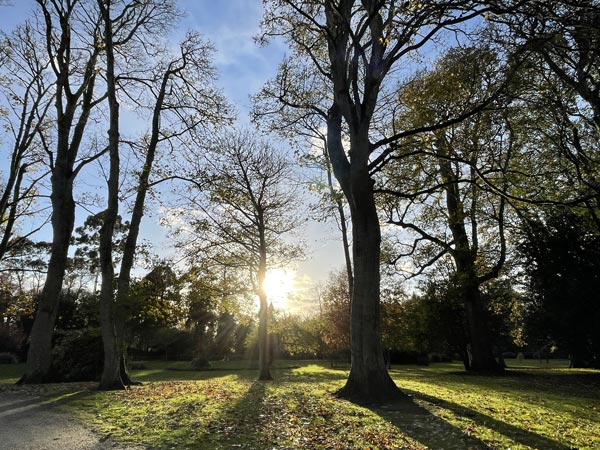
[388,362,600,449]
[2,360,599,449]
[0,363,24,384]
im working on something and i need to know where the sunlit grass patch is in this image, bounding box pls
[53,360,600,449]
[66,373,425,449]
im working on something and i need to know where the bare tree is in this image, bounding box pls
[94,0,229,389]
[0,24,53,263]
[21,0,107,383]
[109,30,230,388]
[173,130,303,380]
[96,0,123,390]
[252,83,354,304]
[22,0,181,384]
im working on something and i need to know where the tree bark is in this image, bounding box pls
[98,0,124,390]
[21,169,75,382]
[461,274,502,372]
[336,181,401,402]
[437,150,502,373]
[331,122,402,402]
[257,223,272,381]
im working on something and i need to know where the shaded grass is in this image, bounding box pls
[0,363,25,384]
[388,362,600,449]
[3,360,598,449]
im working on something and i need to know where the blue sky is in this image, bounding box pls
[0,0,346,311]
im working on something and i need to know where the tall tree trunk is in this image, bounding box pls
[437,151,502,373]
[333,130,402,402]
[460,271,502,372]
[257,226,272,381]
[98,0,124,390]
[112,58,174,385]
[323,0,404,401]
[21,170,75,382]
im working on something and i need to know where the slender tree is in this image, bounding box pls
[97,0,123,390]
[0,24,53,263]
[253,60,354,307]
[21,0,107,383]
[112,30,230,387]
[172,130,303,380]
[94,0,226,389]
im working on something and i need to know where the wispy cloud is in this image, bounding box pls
[181,0,287,118]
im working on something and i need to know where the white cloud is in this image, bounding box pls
[180,0,288,118]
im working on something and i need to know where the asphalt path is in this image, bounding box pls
[0,389,144,450]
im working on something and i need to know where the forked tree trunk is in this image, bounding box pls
[323,0,405,401]
[21,173,75,382]
[98,0,124,390]
[438,152,503,374]
[19,1,101,384]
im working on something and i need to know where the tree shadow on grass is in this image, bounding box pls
[368,397,492,450]
[189,379,268,449]
[440,369,600,402]
[396,389,574,450]
[0,389,91,418]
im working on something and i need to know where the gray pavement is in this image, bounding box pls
[0,391,144,450]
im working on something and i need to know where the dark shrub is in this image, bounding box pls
[50,328,103,382]
[0,326,27,361]
[190,357,211,370]
[388,350,429,365]
[0,352,17,364]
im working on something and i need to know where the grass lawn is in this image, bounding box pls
[1,359,598,449]
[0,362,25,384]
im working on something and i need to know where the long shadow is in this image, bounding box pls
[0,396,46,413]
[399,389,574,450]
[189,379,268,449]
[439,369,600,402]
[368,396,492,450]
[0,390,92,420]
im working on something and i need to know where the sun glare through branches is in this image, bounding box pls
[263,268,296,310]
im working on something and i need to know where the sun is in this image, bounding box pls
[263,268,295,310]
